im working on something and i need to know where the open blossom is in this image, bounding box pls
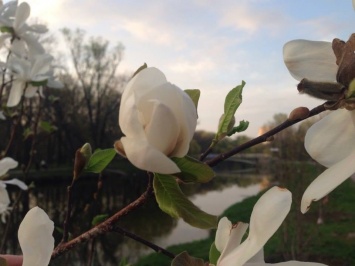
[18,206,54,266]
[0,1,46,54]
[115,67,197,174]
[283,37,355,213]
[0,157,27,223]
[6,53,62,107]
[213,187,326,266]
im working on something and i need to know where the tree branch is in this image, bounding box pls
[206,104,326,167]
[51,174,154,260]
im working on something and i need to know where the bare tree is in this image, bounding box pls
[61,28,127,148]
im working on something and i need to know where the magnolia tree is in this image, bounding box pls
[0,1,355,266]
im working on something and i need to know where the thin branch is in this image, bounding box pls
[113,226,175,259]
[51,174,154,260]
[206,104,326,167]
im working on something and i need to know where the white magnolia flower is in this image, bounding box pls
[0,157,27,222]
[18,206,54,266]
[115,67,197,174]
[6,53,56,107]
[213,187,326,266]
[0,157,18,177]
[283,39,355,213]
[0,1,46,54]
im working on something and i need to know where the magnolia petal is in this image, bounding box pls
[30,54,53,77]
[21,33,45,55]
[139,83,197,157]
[219,187,292,266]
[7,80,25,107]
[3,178,28,190]
[120,136,180,174]
[18,207,54,266]
[246,260,316,265]
[215,217,232,252]
[283,40,337,82]
[301,149,355,213]
[353,0,355,10]
[10,39,27,57]
[47,78,64,89]
[141,100,180,155]
[119,94,146,138]
[24,85,38,98]
[120,67,166,108]
[0,186,10,214]
[305,109,355,167]
[0,157,18,176]
[14,2,30,31]
[246,249,265,263]
[0,111,5,120]
[218,222,249,265]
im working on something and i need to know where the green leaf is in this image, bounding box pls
[347,79,355,98]
[209,242,221,265]
[227,120,249,136]
[85,148,116,173]
[0,257,8,266]
[171,251,206,266]
[39,121,57,133]
[217,81,245,136]
[184,89,200,110]
[132,63,147,78]
[92,214,109,226]
[154,173,218,229]
[0,26,13,34]
[172,156,215,183]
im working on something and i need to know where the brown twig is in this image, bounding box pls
[205,104,326,167]
[51,174,154,260]
[113,225,175,259]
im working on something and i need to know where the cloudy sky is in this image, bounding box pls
[21,0,355,137]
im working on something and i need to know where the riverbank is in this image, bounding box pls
[136,166,355,266]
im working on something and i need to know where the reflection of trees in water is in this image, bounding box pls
[0,167,267,265]
[1,172,178,265]
[181,170,267,197]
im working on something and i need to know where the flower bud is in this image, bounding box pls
[288,107,310,121]
[73,143,92,180]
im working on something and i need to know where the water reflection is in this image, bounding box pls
[1,167,269,265]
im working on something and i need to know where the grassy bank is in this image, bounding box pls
[136,164,355,266]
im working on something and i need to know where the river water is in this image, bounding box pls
[2,165,269,265]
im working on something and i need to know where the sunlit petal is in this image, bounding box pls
[120,136,180,174]
[219,187,292,266]
[14,2,30,31]
[141,100,179,155]
[283,40,337,82]
[301,149,355,213]
[3,179,27,190]
[24,85,38,98]
[305,109,355,167]
[0,157,18,176]
[215,217,232,252]
[7,80,25,107]
[218,222,249,264]
[18,207,54,266]
[30,54,52,77]
[121,67,166,107]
